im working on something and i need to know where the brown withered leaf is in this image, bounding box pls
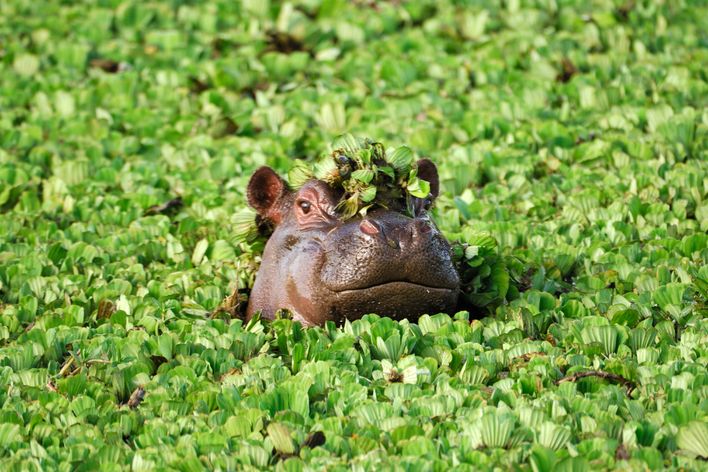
[145,197,183,216]
[90,58,120,73]
[97,299,115,319]
[211,286,248,319]
[615,443,630,461]
[556,57,577,83]
[545,332,557,347]
[265,31,308,55]
[127,386,146,409]
[189,77,210,94]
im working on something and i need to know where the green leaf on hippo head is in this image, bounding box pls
[331,133,362,156]
[351,169,375,184]
[406,176,430,199]
[388,146,414,171]
[288,161,314,188]
[360,186,377,203]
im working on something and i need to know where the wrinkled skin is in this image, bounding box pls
[246,159,460,326]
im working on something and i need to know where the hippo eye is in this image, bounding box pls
[298,200,312,214]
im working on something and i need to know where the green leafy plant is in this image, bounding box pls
[0,0,706,470]
[289,134,433,219]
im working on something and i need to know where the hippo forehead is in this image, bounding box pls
[297,180,341,201]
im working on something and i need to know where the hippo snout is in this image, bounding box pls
[357,216,431,246]
[320,210,460,293]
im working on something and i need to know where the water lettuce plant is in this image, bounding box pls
[291,134,431,219]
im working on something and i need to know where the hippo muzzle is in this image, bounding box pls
[244,161,460,326]
[318,210,459,322]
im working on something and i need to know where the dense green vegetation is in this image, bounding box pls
[1,0,707,470]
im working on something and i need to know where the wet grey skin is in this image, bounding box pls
[245,159,460,326]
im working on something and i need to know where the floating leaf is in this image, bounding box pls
[192,239,209,266]
[459,362,489,385]
[13,53,39,76]
[360,186,377,203]
[676,422,708,459]
[480,414,514,449]
[628,328,656,352]
[231,208,259,244]
[267,422,296,455]
[538,422,571,451]
[581,325,623,355]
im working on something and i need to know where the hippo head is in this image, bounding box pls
[245,159,460,326]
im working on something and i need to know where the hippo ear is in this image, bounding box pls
[247,167,290,223]
[416,159,440,200]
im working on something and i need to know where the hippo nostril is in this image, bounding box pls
[417,219,432,234]
[359,219,380,236]
[412,219,432,238]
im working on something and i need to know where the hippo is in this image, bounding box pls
[245,159,460,326]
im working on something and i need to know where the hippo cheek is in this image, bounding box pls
[329,282,459,322]
[284,276,334,326]
[280,242,333,326]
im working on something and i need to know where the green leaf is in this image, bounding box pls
[480,414,514,448]
[192,239,209,266]
[538,422,571,451]
[267,422,296,455]
[489,262,509,300]
[351,169,374,184]
[653,283,688,312]
[331,133,361,154]
[406,177,430,198]
[231,208,259,244]
[581,325,623,355]
[209,240,235,261]
[388,146,414,171]
[55,91,76,117]
[13,53,39,76]
[288,161,314,188]
[676,421,708,458]
[530,446,556,472]
[360,186,376,203]
[0,423,22,447]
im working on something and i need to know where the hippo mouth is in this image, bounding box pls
[334,280,457,295]
[329,280,459,321]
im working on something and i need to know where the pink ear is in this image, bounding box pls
[247,167,289,223]
[416,159,440,199]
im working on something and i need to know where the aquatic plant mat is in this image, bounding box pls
[0,0,706,470]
